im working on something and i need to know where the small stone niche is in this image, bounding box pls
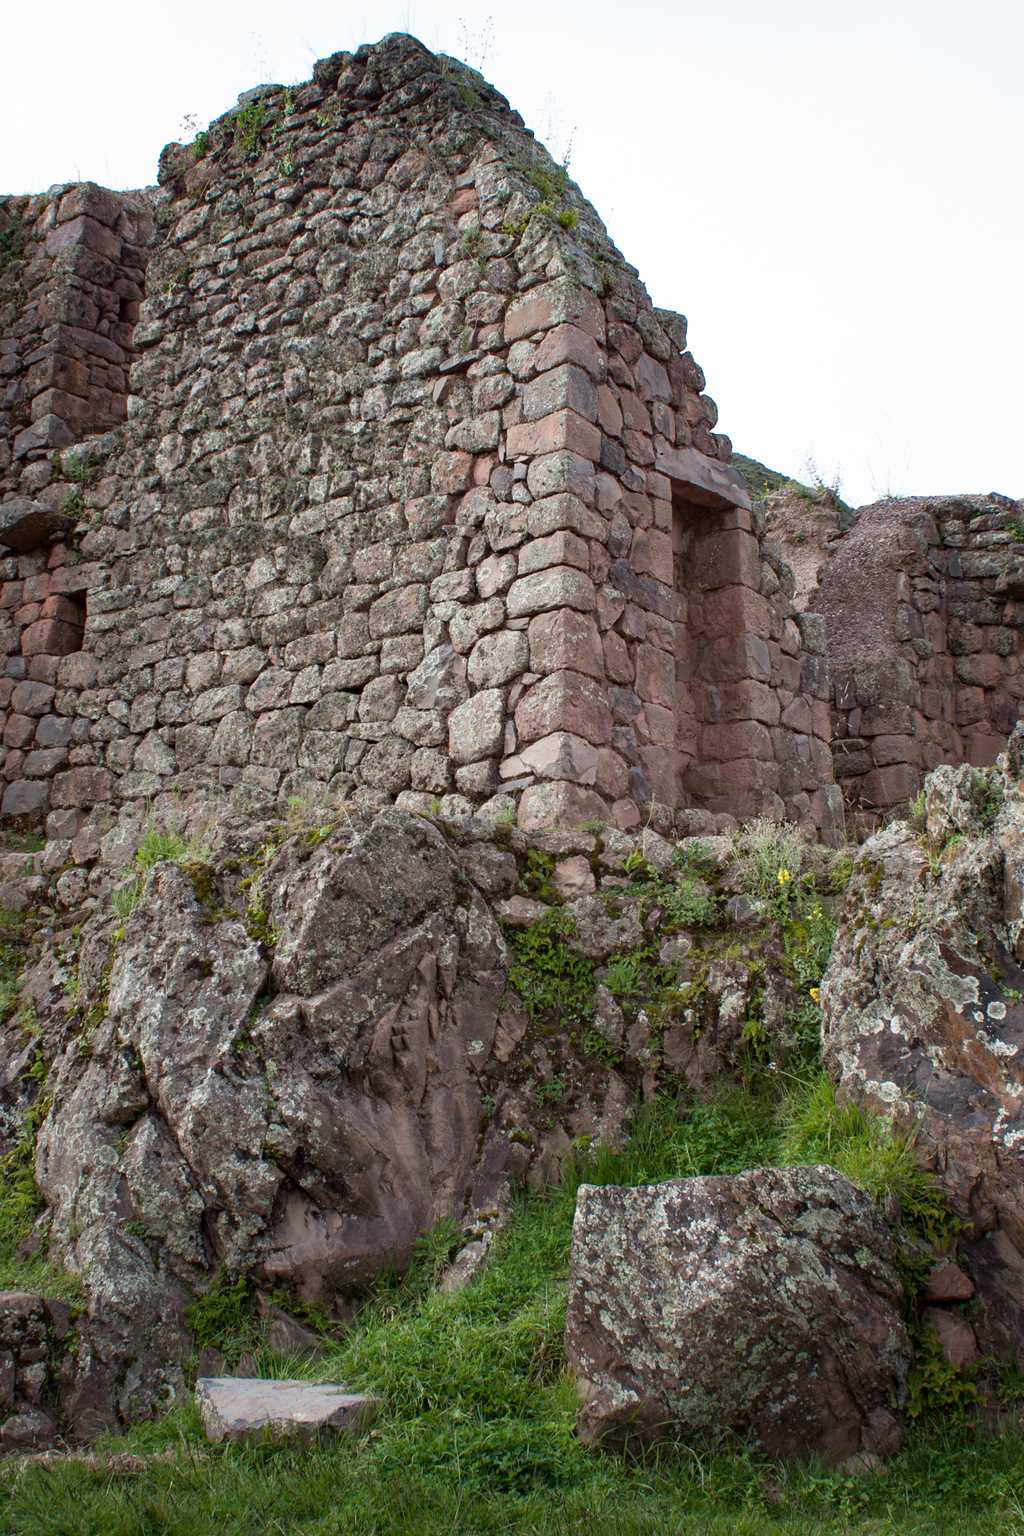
[22,588,86,658]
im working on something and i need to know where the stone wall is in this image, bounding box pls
[0,1290,74,1450]
[819,495,1024,819]
[0,185,155,498]
[0,35,840,844]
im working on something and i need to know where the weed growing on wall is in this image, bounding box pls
[110,824,213,920]
[505,911,595,1030]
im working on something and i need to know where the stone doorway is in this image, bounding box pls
[670,479,771,818]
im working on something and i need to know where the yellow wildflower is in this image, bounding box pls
[776,868,791,886]
[809,986,821,1003]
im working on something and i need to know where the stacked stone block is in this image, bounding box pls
[821,495,1024,818]
[0,185,154,500]
[0,1290,73,1450]
[0,35,839,844]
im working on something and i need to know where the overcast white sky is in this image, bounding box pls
[3,0,1020,507]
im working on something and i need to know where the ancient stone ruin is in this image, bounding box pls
[2,35,1019,853]
[0,34,1022,1469]
[0,32,848,852]
[762,481,1024,825]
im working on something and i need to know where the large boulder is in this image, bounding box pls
[32,809,519,1430]
[566,1165,909,1465]
[823,731,1024,1360]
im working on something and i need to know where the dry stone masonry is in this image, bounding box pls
[0,35,840,847]
[819,495,1024,821]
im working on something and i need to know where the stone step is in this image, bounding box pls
[195,1377,380,1445]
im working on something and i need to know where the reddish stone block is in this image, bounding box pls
[623,429,655,467]
[702,634,772,685]
[640,703,675,747]
[46,214,121,261]
[617,389,652,435]
[515,669,612,748]
[651,496,673,532]
[636,352,671,403]
[630,528,673,584]
[872,733,920,767]
[57,183,124,228]
[964,728,1003,768]
[863,763,919,808]
[3,714,35,750]
[368,584,427,639]
[701,585,770,640]
[49,767,113,808]
[719,680,782,726]
[595,747,629,799]
[506,410,601,462]
[692,527,761,592]
[634,643,675,709]
[603,630,634,685]
[702,721,774,762]
[504,279,605,344]
[956,653,1004,688]
[533,324,605,379]
[611,797,642,830]
[431,452,474,494]
[529,609,605,680]
[519,731,599,785]
[40,595,86,626]
[779,697,812,733]
[21,619,84,657]
[637,743,676,803]
[448,186,479,216]
[597,386,623,437]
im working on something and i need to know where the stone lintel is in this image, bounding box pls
[655,444,752,511]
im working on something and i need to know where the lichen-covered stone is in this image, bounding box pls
[566,1165,909,1464]
[823,732,1024,1359]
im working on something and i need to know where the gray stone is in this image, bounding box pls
[195,1377,379,1444]
[823,736,1024,1362]
[1,781,49,817]
[567,1165,909,1464]
[448,689,505,765]
[0,498,71,551]
[467,630,529,689]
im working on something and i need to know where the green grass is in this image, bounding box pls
[111,826,213,919]
[4,1091,1020,1534]
[779,1072,955,1243]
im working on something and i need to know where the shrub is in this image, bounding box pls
[733,818,807,904]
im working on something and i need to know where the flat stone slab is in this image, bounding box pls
[0,497,71,552]
[195,1377,380,1445]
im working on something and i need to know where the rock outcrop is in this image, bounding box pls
[823,725,1024,1360]
[31,808,522,1428]
[566,1164,909,1464]
[1,801,845,1442]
